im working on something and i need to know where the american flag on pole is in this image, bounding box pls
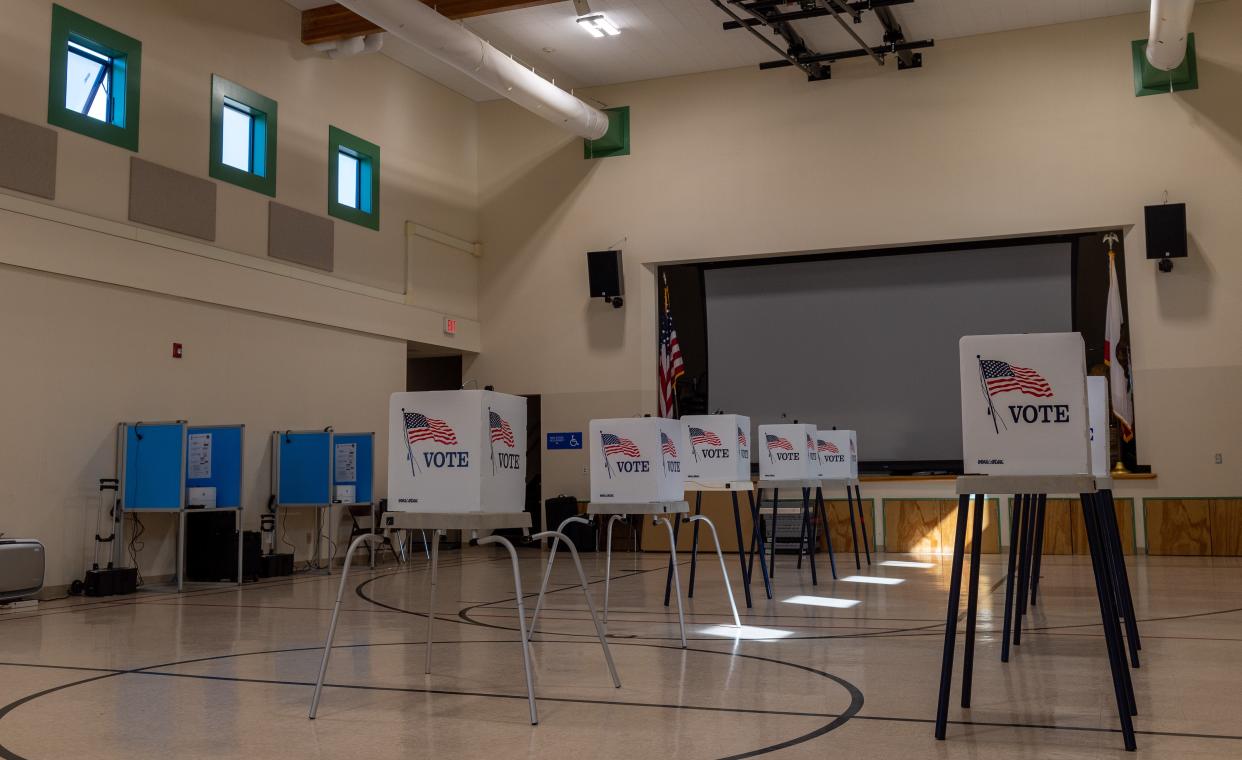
[688,427,721,447]
[979,360,1054,398]
[765,434,793,451]
[658,275,685,419]
[601,433,641,458]
[404,412,458,445]
[818,440,840,455]
[660,431,679,458]
[489,411,515,448]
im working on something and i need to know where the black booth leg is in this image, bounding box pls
[663,511,682,607]
[1102,489,1142,666]
[802,487,819,586]
[730,491,754,609]
[768,489,779,581]
[855,484,872,565]
[934,493,971,740]
[1081,492,1139,750]
[1030,494,1047,607]
[816,487,838,580]
[1000,494,1023,663]
[1013,494,1035,647]
[797,493,808,570]
[961,493,986,708]
[748,490,772,600]
[845,485,862,571]
[687,492,703,599]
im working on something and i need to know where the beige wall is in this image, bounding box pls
[0,0,484,586]
[472,1,1242,504]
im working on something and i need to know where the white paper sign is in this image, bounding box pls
[959,333,1090,475]
[589,417,684,503]
[815,429,852,480]
[335,442,357,483]
[681,414,751,483]
[1087,376,1109,477]
[188,433,212,480]
[387,390,527,513]
[335,484,356,505]
[758,423,819,481]
[187,486,216,509]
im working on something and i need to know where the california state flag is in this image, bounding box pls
[1104,249,1135,441]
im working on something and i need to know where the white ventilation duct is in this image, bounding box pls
[337,0,610,140]
[312,32,385,59]
[1146,0,1196,71]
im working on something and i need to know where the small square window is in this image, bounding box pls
[48,5,142,151]
[210,75,277,196]
[328,126,380,230]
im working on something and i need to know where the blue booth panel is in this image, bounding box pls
[122,423,185,510]
[276,431,332,506]
[333,433,374,505]
[186,425,244,509]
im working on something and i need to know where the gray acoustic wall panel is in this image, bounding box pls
[128,158,217,241]
[268,202,334,272]
[0,113,57,199]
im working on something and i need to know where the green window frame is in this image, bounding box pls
[328,126,380,230]
[47,4,142,151]
[210,74,277,197]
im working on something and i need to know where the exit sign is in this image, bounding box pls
[444,317,457,335]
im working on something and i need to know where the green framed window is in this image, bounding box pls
[47,4,142,151]
[210,74,277,196]
[328,126,380,230]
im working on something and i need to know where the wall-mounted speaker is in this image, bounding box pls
[587,250,624,306]
[1144,203,1187,262]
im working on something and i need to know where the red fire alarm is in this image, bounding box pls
[444,318,457,336]
[172,342,183,359]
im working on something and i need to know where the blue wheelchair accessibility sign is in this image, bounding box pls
[546,432,583,450]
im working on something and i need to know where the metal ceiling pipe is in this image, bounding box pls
[338,0,610,140]
[1146,0,1195,71]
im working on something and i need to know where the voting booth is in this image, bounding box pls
[388,390,527,513]
[757,423,818,481]
[959,332,1091,476]
[1087,376,1109,478]
[589,417,684,503]
[680,414,750,484]
[814,429,851,480]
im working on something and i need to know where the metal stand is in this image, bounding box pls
[934,475,1138,752]
[668,482,758,608]
[753,481,821,586]
[310,511,618,726]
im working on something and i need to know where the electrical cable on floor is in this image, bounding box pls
[128,514,146,587]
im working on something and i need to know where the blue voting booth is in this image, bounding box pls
[272,429,335,571]
[333,432,374,505]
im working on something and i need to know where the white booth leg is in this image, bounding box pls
[532,530,622,688]
[688,515,742,629]
[309,533,383,719]
[425,530,443,675]
[528,515,591,640]
[603,514,625,625]
[656,516,688,648]
[477,534,539,725]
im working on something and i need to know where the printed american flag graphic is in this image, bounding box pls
[660,431,679,458]
[405,412,458,446]
[688,427,722,446]
[489,411,515,447]
[818,440,840,454]
[979,359,1054,398]
[765,434,793,452]
[738,427,748,449]
[601,433,641,458]
[806,434,816,453]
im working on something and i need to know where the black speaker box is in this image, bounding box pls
[587,250,624,298]
[83,567,137,596]
[260,553,294,578]
[1144,203,1187,260]
[186,513,262,583]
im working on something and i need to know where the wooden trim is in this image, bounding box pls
[301,1,565,45]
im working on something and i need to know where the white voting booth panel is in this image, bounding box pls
[589,418,684,503]
[758,423,819,481]
[1088,376,1109,478]
[848,431,859,479]
[959,333,1090,476]
[815,429,852,480]
[387,390,526,513]
[680,414,751,483]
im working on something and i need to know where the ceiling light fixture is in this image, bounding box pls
[577,12,620,38]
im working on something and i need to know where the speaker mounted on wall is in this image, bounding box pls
[1144,202,1187,273]
[588,250,624,308]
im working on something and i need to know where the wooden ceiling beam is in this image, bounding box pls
[301,1,566,46]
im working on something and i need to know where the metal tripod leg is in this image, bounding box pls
[309,533,383,719]
[688,515,742,628]
[477,534,539,725]
[425,530,443,674]
[854,483,872,565]
[656,515,688,648]
[529,515,591,639]
[603,514,625,625]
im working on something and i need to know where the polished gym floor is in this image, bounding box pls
[1,544,1240,759]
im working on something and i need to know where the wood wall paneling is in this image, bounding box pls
[1145,499,1213,556]
[1210,500,1242,556]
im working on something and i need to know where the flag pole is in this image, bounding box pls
[976,357,1001,434]
[601,431,613,479]
[488,406,496,475]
